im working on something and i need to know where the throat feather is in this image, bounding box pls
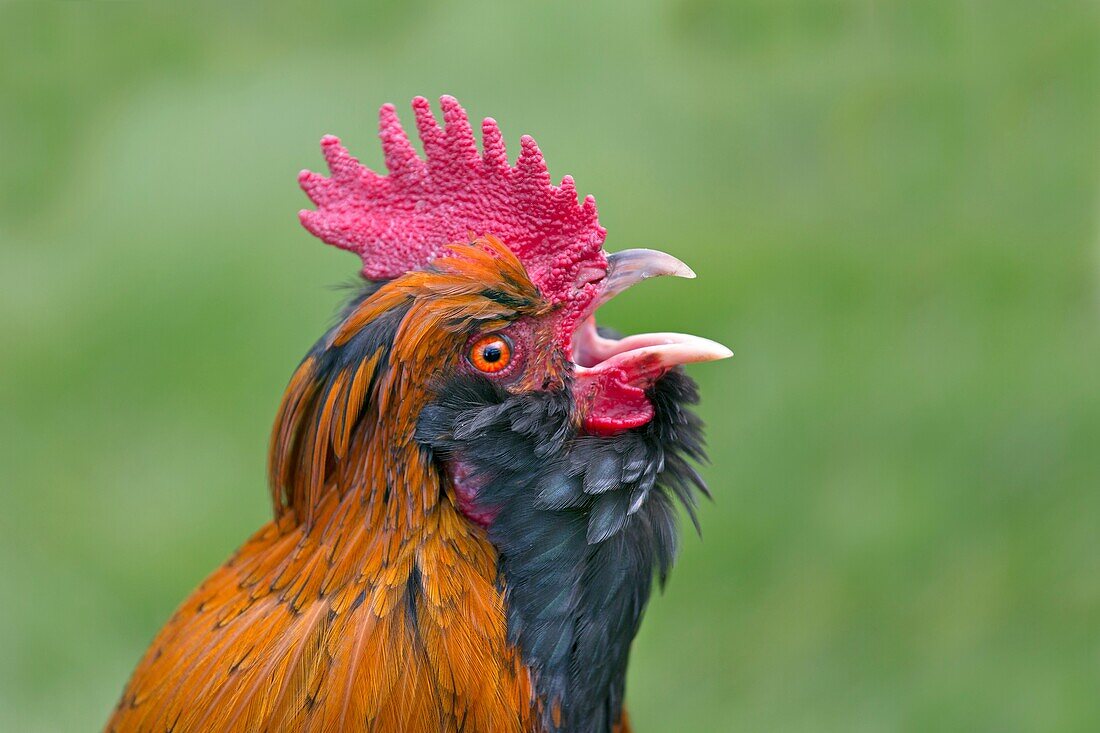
[416,371,708,733]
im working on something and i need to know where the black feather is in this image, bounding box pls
[415,369,709,733]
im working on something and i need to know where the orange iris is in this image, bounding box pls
[468,333,512,373]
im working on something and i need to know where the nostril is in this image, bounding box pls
[574,265,607,288]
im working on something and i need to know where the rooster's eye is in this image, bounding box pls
[468,333,513,374]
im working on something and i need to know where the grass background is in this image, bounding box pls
[1,1,1098,731]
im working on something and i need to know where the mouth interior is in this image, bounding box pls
[572,317,617,369]
[566,248,732,433]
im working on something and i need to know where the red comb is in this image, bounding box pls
[298,95,608,340]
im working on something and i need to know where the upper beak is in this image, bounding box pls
[594,248,698,309]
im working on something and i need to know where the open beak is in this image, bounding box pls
[572,248,732,434]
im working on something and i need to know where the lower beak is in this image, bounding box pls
[574,319,732,375]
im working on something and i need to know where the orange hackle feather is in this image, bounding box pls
[106,238,562,733]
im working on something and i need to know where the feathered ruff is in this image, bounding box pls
[107,238,546,733]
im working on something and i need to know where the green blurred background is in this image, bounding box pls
[2,2,1098,731]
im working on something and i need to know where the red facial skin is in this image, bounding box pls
[449,460,497,528]
[575,369,656,435]
[463,322,671,446]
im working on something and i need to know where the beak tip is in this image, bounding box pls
[656,336,734,367]
[701,342,734,362]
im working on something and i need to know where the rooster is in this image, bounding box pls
[107,95,731,733]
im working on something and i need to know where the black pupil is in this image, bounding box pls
[482,343,503,363]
